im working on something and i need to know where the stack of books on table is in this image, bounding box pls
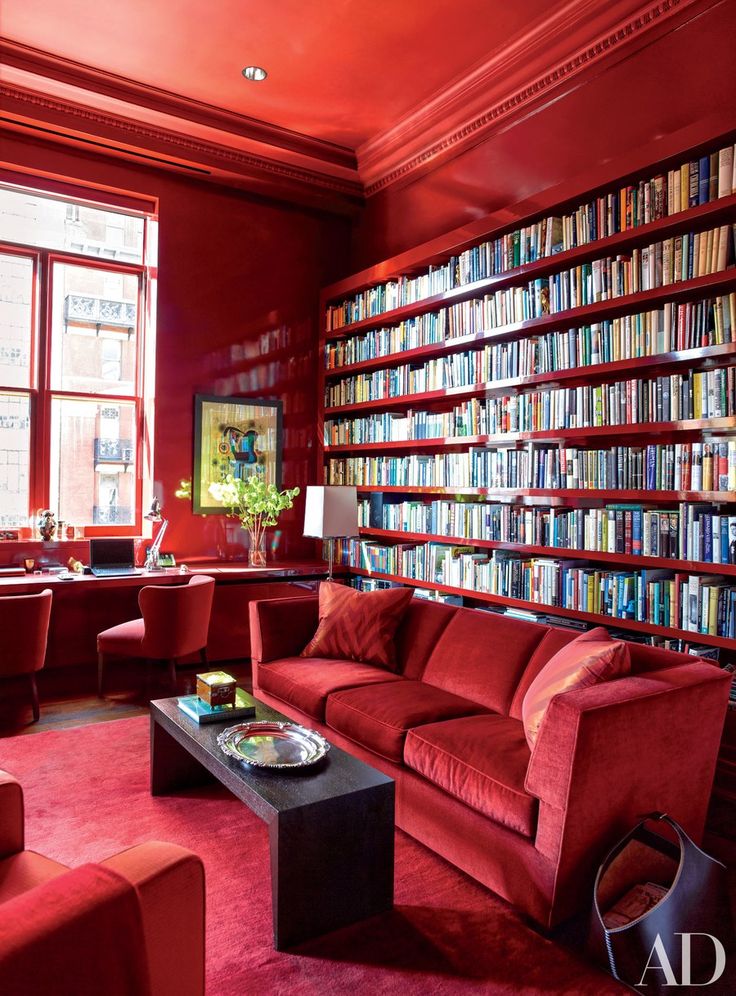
[177,688,256,724]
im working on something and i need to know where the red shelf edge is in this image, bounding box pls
[323,417,736,453]
[345,566,736,649]
[357,528,736,577]
[325,333,736,390]
[346,486,735,501]
[323,195,736,339]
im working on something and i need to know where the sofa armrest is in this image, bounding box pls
[524,663,730,921]
[0,770,24,858]
[101,842,205,996]
[249,595,319,664]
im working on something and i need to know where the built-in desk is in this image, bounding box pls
[0,562,328,668]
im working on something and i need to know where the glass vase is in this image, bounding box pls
[249,532,267,568]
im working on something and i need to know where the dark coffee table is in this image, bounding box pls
[149,695,394,950]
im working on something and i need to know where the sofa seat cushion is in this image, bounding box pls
[404,714,537,838]
[257,657,403,721]
[326,680,488,763]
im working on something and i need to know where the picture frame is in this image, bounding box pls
[192,395,283,515]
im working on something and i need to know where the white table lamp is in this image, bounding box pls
[303,486,358,580]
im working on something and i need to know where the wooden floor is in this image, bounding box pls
[0,659,253,736]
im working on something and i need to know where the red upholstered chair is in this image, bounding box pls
[97,575,215,697]
[0,589,52,723]
[0,769,205,995]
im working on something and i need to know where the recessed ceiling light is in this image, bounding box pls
[242,66,267,82]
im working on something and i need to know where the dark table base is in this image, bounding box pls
[150,699,394,949]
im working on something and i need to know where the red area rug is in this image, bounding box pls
[0,716,623,995]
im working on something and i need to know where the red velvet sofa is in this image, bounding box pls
[249,594,730,928]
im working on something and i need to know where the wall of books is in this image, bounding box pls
[319,137,736,707]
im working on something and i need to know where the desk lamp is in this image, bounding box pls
[303,486,358,581]
[144,496,168,572]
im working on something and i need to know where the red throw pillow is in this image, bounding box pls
[522,627,631,748]
[301,581,413,670]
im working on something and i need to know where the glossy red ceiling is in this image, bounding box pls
[1,0,553,149]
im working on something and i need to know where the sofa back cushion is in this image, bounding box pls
[420,608,548,715]
[522,627,631,747]
[395,599,459,679]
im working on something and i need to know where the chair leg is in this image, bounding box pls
[168,658,178,689]
[29,673,40,723]
[199,647,208,667]
[97,652,105,698]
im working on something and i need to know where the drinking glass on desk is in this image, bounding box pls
[24,558,35,573]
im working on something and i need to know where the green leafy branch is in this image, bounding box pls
[208,473,299,552]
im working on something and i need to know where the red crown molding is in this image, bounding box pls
[0,0,718,203]
[358,0,708,195]
[0,82,364,207]
[0,37,356,171]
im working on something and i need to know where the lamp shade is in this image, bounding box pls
[303,486,359,539]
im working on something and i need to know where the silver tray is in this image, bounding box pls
[217,720,331,769]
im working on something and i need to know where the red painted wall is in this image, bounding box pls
[0,132,350,563]
[350,0,736,270]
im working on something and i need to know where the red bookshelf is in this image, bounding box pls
[324,194,736,342]
[358,528,736,578]
[351,486,732,502]
[327,331,736,382]
[347,566,736,652]
[325,418,736,453]
[319,133,736,659]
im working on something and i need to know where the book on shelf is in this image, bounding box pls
[329,440,736,492]
[359,497,736,568]
[177,689,256,724]
[325,141,736,333]
[325,365,736,444]
[337,537,736,639]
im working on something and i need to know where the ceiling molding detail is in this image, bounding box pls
[0,82,364,202]
[0,0,710,204]
[358,0,702,195]
[0,38,356,170]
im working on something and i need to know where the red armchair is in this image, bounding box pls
[0,589,52,723]
[0,770,205,995]
[97,575,215,695]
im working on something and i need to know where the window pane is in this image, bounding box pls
[50,262,138,396]
[0,187,144,263]
[0,392,30,527]
[0,252,34,389]
[50,397,136,526]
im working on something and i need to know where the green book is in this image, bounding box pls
[177,689,256,724]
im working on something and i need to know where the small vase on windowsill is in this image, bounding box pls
[248,532,267,568]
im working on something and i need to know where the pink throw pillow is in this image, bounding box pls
[522,627,631,748]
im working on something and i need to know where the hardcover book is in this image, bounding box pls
[177,689,256,724]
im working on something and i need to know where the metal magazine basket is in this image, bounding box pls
[590,812,734,994]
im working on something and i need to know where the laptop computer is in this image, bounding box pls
[89,538,143,577]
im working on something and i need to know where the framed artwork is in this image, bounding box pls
[192,395,283,514]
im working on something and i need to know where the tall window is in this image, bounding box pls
[0,183,156,534]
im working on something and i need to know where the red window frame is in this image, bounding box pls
[0,186,155,537]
